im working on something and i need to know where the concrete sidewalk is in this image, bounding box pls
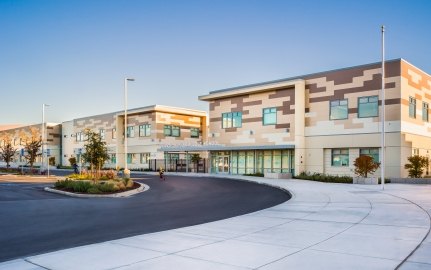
[0,174,62,183]
[1,174,430,270]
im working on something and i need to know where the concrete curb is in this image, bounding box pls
[44,182,149,198]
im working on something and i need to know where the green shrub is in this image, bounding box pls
[70,181,92,192]
[243,173,264,177]
[295,172,352,184]
[54,178,129,194]
[405,155,429,178]
[54,179,73,189]
[87,187,101,194]
[96,182,115,193]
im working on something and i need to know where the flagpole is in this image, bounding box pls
[381,25,385,190]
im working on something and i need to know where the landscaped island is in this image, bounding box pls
[54,170,137,194]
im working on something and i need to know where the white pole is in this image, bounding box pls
[124,78,134,177]
[124,78,127,173]
[42,104,45,174]
[46,110,50,178]
[381,25,385,190]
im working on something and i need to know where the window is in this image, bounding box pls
[99,129,105,140]
[164,125,180,137]
[423,102,429,122]
[76,132,84,142]
[126,126,135,138]
[165,153,179,161]
[360,148,379,162]
[139,124,151,137]
[330,99,348,120]
[222,112,242,128]
[110,154,116,164]
[140,153,150,164]
[127,153,134,164]
[358,96,378,118]
[331,149,349,166]
[409,96,416,118]
[112,128,116,139]
[172,126,180,137]
[190,128,199,138]
[263,107,277,125]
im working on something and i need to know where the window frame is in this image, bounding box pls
[164,125,180,137]
[358,96,379,118]
[329,99,349,120]
[99,129,105,140]
[422,102,429,122]
[190,128,200,138]
[76,132,84,142]
[222,112,242,128]
[140,153,150,164]
[263,107,277,125]
[359,148,379,162]
[126,126,135,138]
[331,148,349,167]
[409,96,417,118]
[139,124,151,137]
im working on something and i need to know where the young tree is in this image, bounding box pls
[404,155,429,178]
[190,153,202,172]
[81,129,109,180]
[0,134,17,169]
[22,127,42,173]
[353,155,380,178]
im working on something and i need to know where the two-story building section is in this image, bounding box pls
[62,105,207,170]
[0,123,62,167]
[198,59,431,178]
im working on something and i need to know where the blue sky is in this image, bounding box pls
[1,0,430,124]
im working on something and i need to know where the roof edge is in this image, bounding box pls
[201,58,403,99]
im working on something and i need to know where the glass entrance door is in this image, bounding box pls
[217,156,230,173]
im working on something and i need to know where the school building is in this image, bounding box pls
[62,105,207,169]
[1,59,430,178]
[189,58,430,178]
[0,123,62,166]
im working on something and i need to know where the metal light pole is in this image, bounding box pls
[381,25,385,190]
[42,104,50,176]
[124,78,135,178]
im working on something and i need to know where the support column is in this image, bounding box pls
[294,80,306,175]
[116,116,125,169]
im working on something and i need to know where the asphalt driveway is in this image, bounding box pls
[0,174,289,262]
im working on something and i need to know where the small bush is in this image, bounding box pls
[96,182,115,193]
[54,179,92,192]
[243,173,264,177]
[54,177,132,194]
[70,181,92,193]
[405,155,429,178]
[295,171,353,184]
[354,155,380,178]
[104,170,116,179]
[54,179,73,189]
[87,187,101,194]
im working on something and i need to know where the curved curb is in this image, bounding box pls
[44,182,149,198]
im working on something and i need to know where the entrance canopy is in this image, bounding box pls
[159,144,295,152]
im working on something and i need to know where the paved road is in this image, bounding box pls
[0,174,289,262]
